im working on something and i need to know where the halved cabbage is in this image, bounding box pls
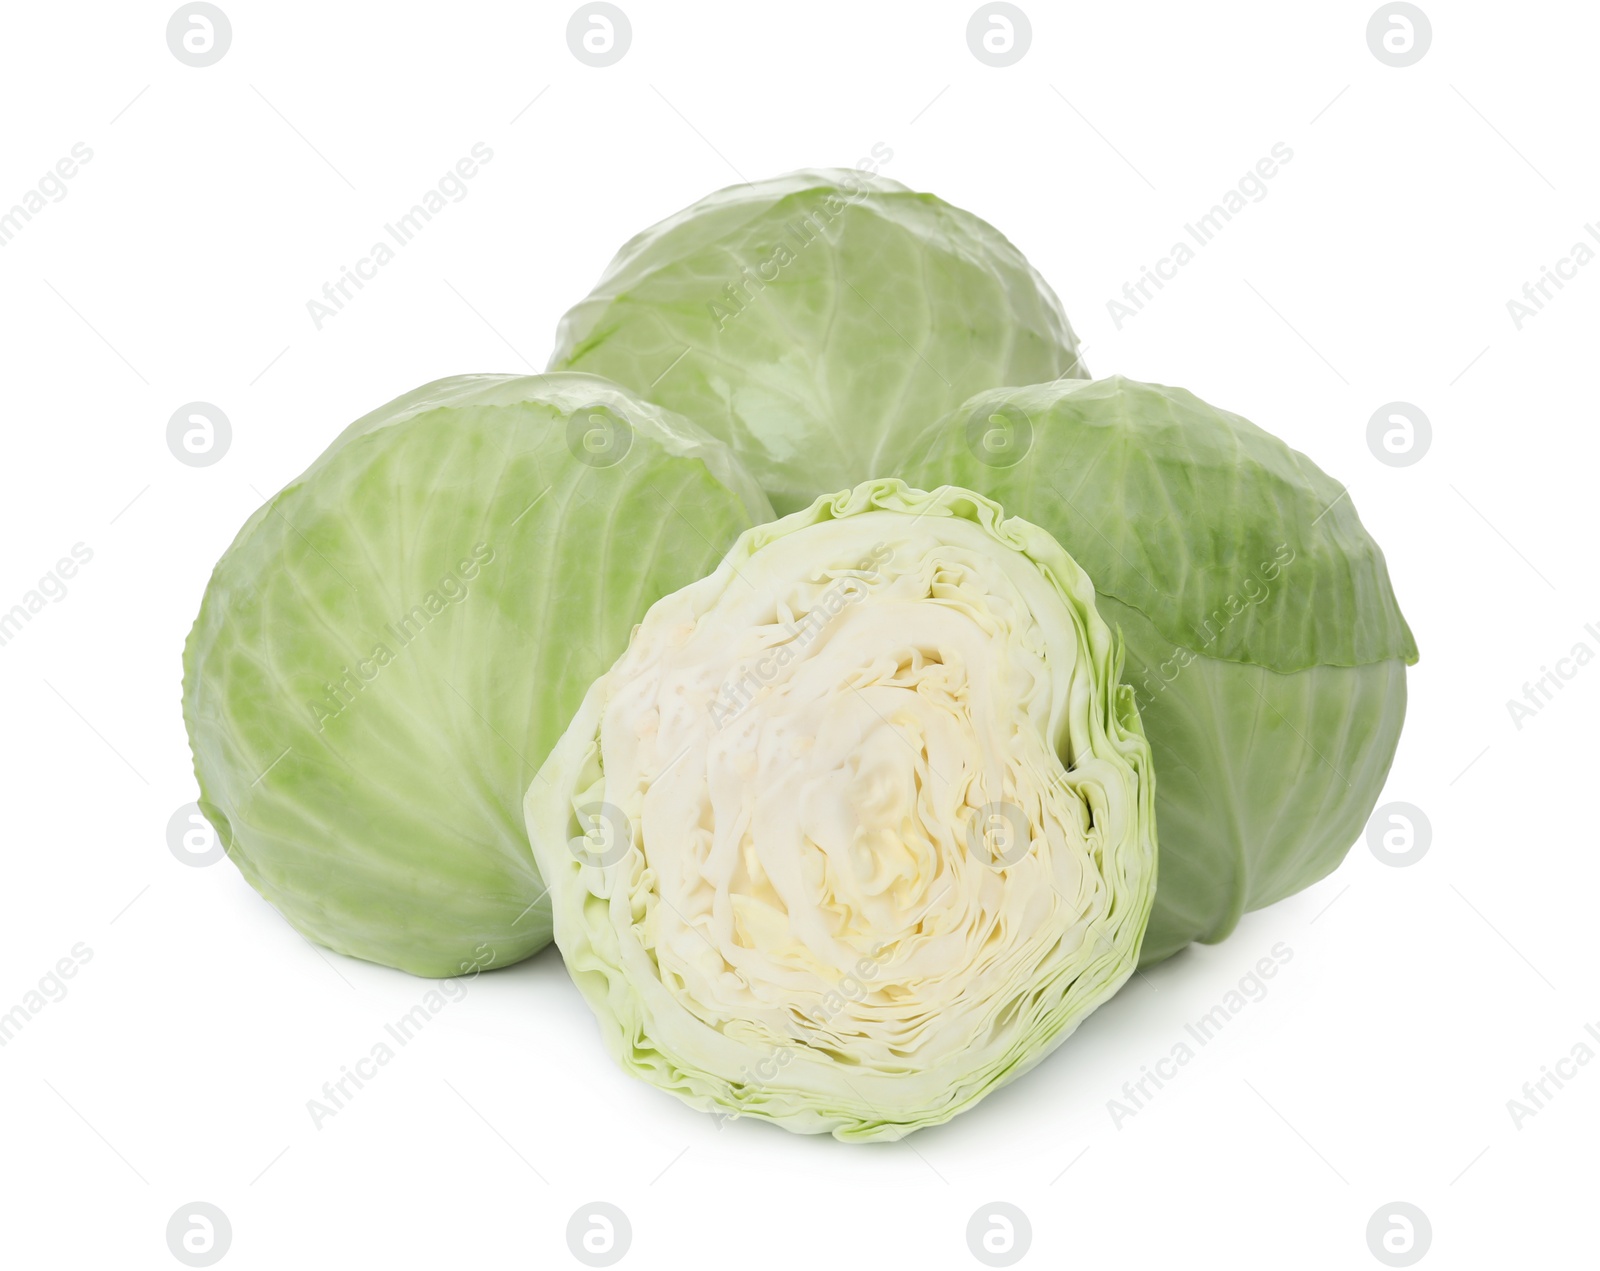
[896,377,1417,963]
[525,480,1155,1140]
[183,373,771,977]
[548,169,1086,513]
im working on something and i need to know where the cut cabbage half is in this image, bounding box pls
[525,480,1156,1140]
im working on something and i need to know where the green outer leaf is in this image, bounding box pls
[894,376,1416,961]
[1105,598,1409,960]
[549,169,1086,514]
[525,479,1157,1140]
[905,376,1416,671]
[182,373,771,978]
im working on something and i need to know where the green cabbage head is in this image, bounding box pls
[183,373,771,977]
[896,377,1417,963]
[525,480,1156,1140]
[548,169,1086,514]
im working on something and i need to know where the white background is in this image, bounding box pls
[1,1,1594,1267]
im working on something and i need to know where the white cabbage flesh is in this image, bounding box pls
[526,481,1155,1140]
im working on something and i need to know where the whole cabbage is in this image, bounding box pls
[897,376,1417,962]
[549,169,1086,513]
[183,373,770,976]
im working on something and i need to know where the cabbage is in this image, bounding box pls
[182,373,771,977]
[548,169,1085,514]
[896,377,1417,963]
[525,480,1156,1140]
